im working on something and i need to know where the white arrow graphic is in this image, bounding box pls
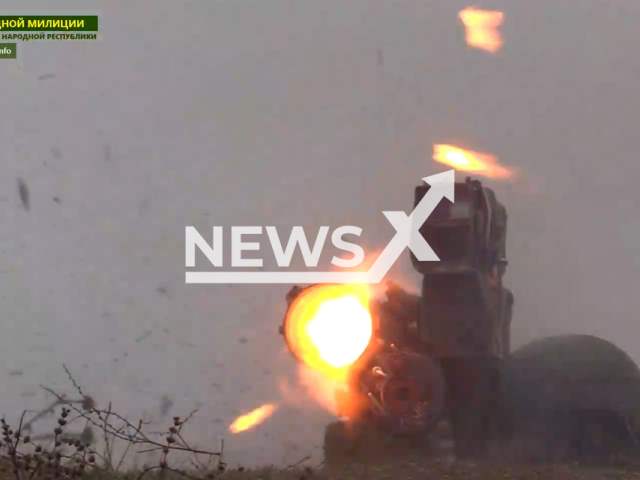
[186,170,455,284]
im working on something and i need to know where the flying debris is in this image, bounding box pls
[459,6,504,53]
[17,178,30,210]
[50,147,62,159]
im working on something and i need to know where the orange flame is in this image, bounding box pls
[459,6,504,53]
[279,274,387,416]
[433,144,516,179]
[282,284,374,416]
[228,403,277,433]
[283,284,373,380]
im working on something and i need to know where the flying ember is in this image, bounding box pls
[433,144,516,180]
[228,403,278,434]
[459,6,504,53]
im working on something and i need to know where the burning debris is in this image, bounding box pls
[229,404,278,434]
[459,6,504,53]
[433,144,517,179]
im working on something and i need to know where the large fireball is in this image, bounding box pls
[284,284,373,376]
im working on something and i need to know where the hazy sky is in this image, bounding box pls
[2,0,640,468]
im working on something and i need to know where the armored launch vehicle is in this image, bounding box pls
[280,175,640,465]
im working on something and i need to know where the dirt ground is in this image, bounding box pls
[220,461,640,480]
[2,459,640,480]
[2,455,640,480]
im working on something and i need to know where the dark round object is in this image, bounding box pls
[375,351,446,434]
[504,335,640,422]
[499,334,640,463]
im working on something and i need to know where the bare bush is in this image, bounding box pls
[0,366,226,480]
